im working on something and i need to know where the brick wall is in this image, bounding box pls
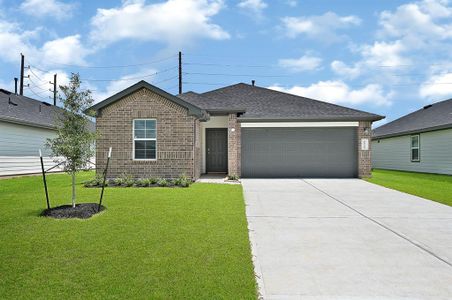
[227,113,241,177]
[96,88,198,180]
[358,121,372,178]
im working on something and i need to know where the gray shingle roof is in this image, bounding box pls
[0,89,63,129]
[0,88,95,130]
[373,98,452,139]
[179,83,384,121]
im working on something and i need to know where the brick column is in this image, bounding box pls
[228,113,241,177]
[358,121,372,178]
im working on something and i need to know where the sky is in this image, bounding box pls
[1,0,452,127]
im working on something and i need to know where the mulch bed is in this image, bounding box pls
[41,203,105,219]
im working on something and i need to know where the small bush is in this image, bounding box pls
[157,178,169,187]
[114,173,134,187]
[228,174,240,181]
[135,178,151,187]
[148,177,158,185]
[83,174,104,187]
[174,174,191,187]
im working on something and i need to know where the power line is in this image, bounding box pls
[80,66,178,82]
[183,62,278,68]
[183,72,293,78]
[33,54,178,69]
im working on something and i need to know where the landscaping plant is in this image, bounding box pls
[46,73,96,208]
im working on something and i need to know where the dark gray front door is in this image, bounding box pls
[241,127,358,178]
[206,128,228,173]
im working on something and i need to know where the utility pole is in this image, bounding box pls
[178,51,182,94]
[51,74,57,106]
[19,53,24,95]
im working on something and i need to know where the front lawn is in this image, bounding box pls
[0,172,257,299]
[367,169,452,207]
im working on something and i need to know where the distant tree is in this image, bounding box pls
[46,73,96,207]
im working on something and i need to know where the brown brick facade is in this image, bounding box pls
[227,113,241,177]
[96,88,199,180]
[358,121,372,178]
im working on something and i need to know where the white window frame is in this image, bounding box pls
[133,119,157,161]
[410,134,420,162]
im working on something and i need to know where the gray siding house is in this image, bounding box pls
[372,98,452,175]
[0,89,92,176]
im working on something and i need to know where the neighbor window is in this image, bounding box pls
[410,135,420,162]
[133,119,156,160]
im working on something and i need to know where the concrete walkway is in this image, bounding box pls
[242,179,452,299]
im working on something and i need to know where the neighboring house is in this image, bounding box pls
[90,81,383,179]
[0,88,94,176]
[372,98,452,175]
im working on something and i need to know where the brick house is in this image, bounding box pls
[89,81,384,180]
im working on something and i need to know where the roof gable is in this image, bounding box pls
[89,81,205,118]
[373,98,452,138]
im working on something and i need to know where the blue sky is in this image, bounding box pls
[1,0,452,126]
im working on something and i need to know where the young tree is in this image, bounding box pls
[47,73,96,207]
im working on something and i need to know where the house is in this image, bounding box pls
[89,81,383,180]
[0,88,95,176]
[372,98,452,175]
[0,88,61,176]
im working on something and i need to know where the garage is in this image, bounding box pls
[241,127,358,178]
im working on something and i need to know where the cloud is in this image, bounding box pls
[278,54,322,72]
[331,60,361,79]
[378,0,452,48]
[237,0,267,19]
[268,81,393,106]
[41,35,91,65]
[419,73,452,98]
[281,12,361,42]
[286,0,297,7]
[0,20,90,66]
[90,0,229,48]
[91,68,161,103]
[20,0,75,20]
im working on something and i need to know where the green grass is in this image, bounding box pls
[0,172,257,299]
[366,169,452,207]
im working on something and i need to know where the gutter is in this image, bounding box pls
[372,123,452,140]
[0,116,56,130]
[238,115,385,122]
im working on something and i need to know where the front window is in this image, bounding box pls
[133,119,156,160]
[411,135,420,162]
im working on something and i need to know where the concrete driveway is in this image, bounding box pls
[242,179,452,299]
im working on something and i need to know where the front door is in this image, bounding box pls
[206,128,228,173]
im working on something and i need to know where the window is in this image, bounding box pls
[133,119,156,160]
[411,135,420,162]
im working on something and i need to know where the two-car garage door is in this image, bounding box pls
[241,127,358,178]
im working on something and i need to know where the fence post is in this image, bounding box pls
[98,147,112,212]
[39,149,50,209]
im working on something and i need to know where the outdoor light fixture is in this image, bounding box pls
[363,127,370,135]
[231,128,236,132]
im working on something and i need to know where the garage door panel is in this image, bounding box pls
[241,127,357,178]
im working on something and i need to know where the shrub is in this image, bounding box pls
[83,174,104,187]
[228,174,240,181]
[135,178,151,187]
[157,178,169,187]
[174,174,191,188]
[148,177,158,185]
[114,173,134,187]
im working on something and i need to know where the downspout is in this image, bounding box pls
[192,118,196,180]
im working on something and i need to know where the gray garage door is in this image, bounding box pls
[241,127,358,178]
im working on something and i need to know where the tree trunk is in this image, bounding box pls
[71,172,76,208]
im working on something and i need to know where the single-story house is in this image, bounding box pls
[89,81,384,179]
[372,98,452,175]
[0,88,62,176]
